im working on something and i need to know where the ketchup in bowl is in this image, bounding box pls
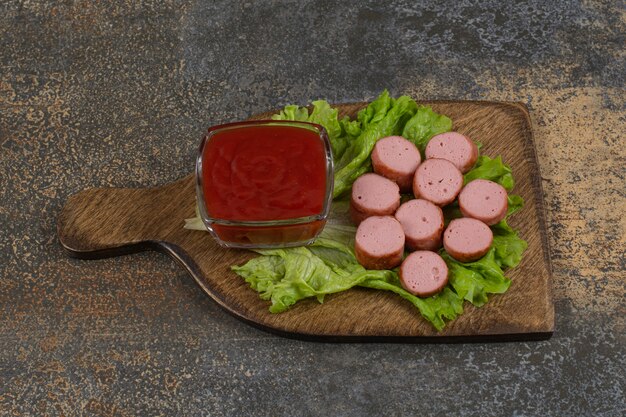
[195,120,333,248]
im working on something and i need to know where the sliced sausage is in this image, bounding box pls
[394,199,444,251]
[458,179,508,225]
[372,136,421,192]
[425,132,478,173]
[350,173,401,225]
[443,218,493,262]
[354,216,405,270]
[399,251,449,297]
[412,158,463,206]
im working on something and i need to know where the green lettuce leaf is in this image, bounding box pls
[441,249,510,307]
[232,225,392,313]
[402,105,453,152]
[232,224,465,330]
[507,194,524,216]
[308,100,346,158]
[357,89,393,127]
[272,104,309,122]
[270,91,453,199]
[464,155,515,191]
[340,116,362,139]
[333,92,418,197]
[272,100,352,161]
[231,215,527,329]
[439,215,528,307]
[360,278,463,331]
[491,218,528,269]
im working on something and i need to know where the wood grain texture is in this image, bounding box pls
[57,101,554,342]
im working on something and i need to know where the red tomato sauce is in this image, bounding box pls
[202,124,327,221]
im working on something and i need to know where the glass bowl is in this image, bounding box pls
[195,119,333,248]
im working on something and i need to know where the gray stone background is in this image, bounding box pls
[1,1,624,416]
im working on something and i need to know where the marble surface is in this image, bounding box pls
[0,1,624,416]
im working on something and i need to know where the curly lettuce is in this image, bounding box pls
[233,223,465,330]
[271,91,453,198]
[402,105,453,152]
[272,100,349,161]
[233,210,526,331]
[333,92,419,197]
[464,155,515,191]
[232,225,394,313]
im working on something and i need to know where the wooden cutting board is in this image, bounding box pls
[57,101,554,342]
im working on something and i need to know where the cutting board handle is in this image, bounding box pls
[57,175,195,259]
